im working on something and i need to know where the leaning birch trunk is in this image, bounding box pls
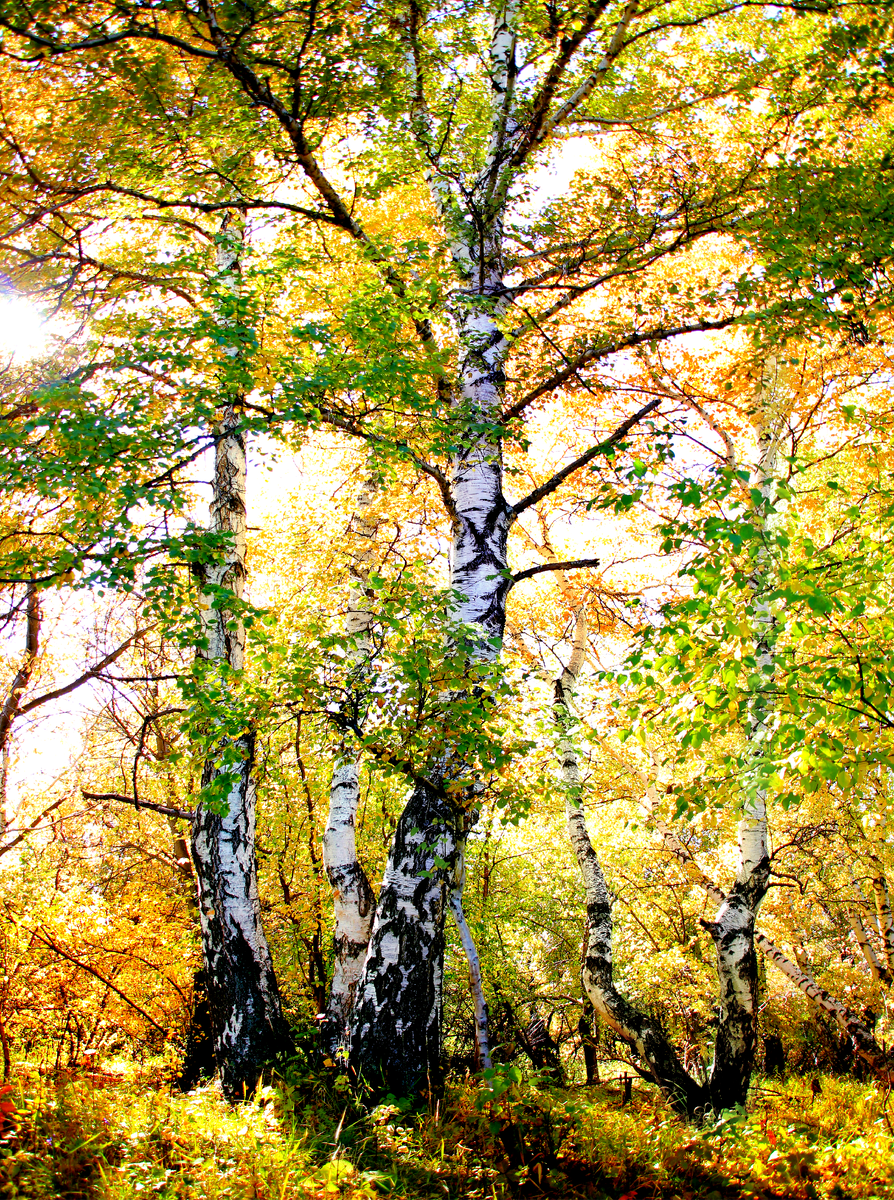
[190,215,292,1100]
[556,602,704,1113]
[702,371,778,1109]
[847,870,892,985]
[322,477,378,1055]
[349,14,514,1094]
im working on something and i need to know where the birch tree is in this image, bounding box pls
[0,0,884,1093]
[189,217,293,1098]
[322,476,379,1054]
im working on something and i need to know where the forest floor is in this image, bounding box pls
[0,1061,891,1199]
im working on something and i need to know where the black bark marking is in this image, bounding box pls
[349,781,460,1096]
[192,736,293,1099]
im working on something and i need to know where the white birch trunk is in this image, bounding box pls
[872,875,894,973]
[323,477,378,1053]
[702,371,777,1108]
[190,216,291,1099]
[350,11,517,1092]
[846,906,890,984]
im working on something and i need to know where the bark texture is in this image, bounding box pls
[190,218,292,1100]
[349,1,697,1089]
[350,780,459,1094]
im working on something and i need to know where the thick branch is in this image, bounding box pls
[18,627,153,717]
[503,317,737,423]
[512,398,660,515]
[0,18,220,62]
[511,557,600,586]
[507,1,612,172]
[38,180,340,226]
[534,0,639,146]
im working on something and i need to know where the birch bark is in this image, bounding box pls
[322,476,378,1055]
[700,370,778,1108]
[189,217,292,1099]
[349,8,515,1093]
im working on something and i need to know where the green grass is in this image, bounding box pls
[0,1067,890,1199]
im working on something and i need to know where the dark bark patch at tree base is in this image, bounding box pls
[175,970,216,1092]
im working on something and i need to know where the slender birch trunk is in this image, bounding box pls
[847,870,892,984]
[322,477,378,1055]
[190,216,292,1100]
[555,598,704,1112]
[872,874,894,973]
[349,0,655,1090]
[847,907,890,984]
[701,375,778,1108]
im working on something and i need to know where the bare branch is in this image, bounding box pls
[0,792,68,857]
[317,407,459,526]
[81,790,194,822]
[28,929,167,1032]
[17,627,155,717]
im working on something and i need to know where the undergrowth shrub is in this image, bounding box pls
[0,1069,890,1198]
